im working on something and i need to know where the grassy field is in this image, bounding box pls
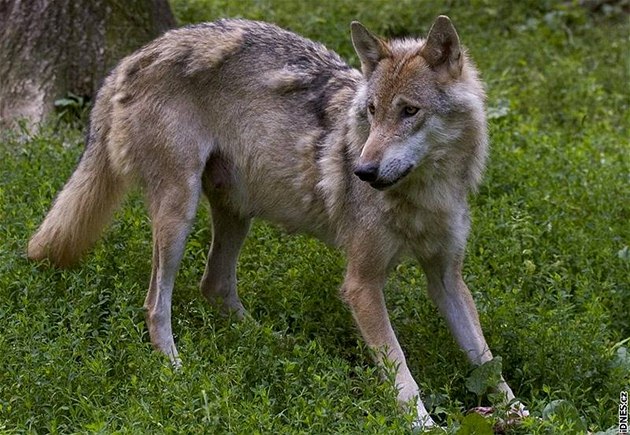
[1,1,628,433]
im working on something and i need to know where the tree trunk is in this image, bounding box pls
[0,0,175,128]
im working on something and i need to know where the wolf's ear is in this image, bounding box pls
[351,21,389,78]
[420,15,463,79]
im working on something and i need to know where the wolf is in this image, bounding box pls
[28,16,525,427]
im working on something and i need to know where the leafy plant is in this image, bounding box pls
[54,92,90,126]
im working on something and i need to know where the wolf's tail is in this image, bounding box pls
[28,117,128,267]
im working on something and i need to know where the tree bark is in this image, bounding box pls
[0,0,175,128]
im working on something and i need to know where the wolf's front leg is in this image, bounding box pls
[421,254,521,407]
[341,255,436,428]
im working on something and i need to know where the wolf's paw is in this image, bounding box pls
[470,400,529,419]
[411,415,443,433]
[469,400,530,433]
[204,291,248,320]
[508,400,529,419]
[171,356,183,370]
[469,406,494,416]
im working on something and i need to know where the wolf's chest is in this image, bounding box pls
[384,191,469,260]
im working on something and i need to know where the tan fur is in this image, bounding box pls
[28,17,527,428]
[27,80,127,267]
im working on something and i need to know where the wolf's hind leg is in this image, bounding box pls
[199,199,250,319]
[144,176,201,366]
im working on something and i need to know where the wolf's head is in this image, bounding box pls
[350,16,487,191]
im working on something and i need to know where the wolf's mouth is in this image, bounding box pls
[370,179,397,190]
[369,165,414,191]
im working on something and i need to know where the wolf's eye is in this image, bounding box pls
[367,103,376,116]
[403,106,419,117]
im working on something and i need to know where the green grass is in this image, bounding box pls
[1,1,628,433]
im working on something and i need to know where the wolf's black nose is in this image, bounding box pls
[354,164,379,182]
